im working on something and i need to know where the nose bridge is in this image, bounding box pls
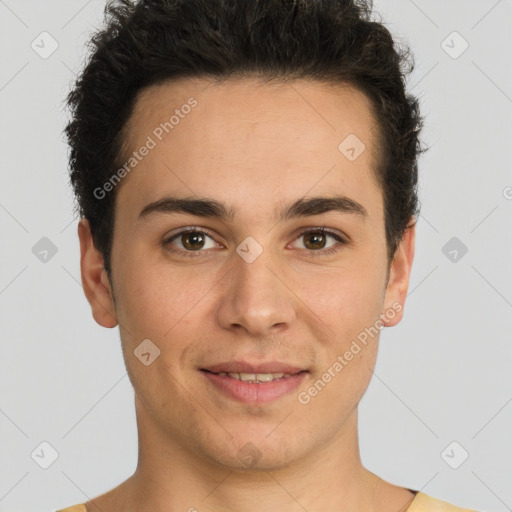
[216,239,296,336]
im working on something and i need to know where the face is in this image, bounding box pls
[79,77,414,472]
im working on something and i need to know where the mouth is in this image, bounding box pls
[200,361,308,403]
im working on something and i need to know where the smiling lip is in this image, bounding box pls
[200,361,308,404]
[201,370,307,403]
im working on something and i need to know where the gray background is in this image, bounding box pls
[0,1,511,511]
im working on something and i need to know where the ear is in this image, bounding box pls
[381,220,416,327]
[77,218,118,328]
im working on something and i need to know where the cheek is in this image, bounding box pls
[112,260,225,389]
[304,259,386,332]
[303,268,384,407]
[114,258,198,337]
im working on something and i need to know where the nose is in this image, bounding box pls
[215,245,297,337]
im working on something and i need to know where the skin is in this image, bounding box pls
[78,77,416,512]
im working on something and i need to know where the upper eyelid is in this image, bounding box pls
[164,226,217,243]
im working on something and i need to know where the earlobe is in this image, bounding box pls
[381,221,416,328]
[77,218,118,328]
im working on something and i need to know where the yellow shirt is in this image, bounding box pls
[55,491,479,511]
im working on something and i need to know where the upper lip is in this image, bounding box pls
[201,361,307,374]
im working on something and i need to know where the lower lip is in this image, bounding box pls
[201,370,308,404]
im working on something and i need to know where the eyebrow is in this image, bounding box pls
[138,195,368,223]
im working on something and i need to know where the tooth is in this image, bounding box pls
[238,373,257,381]
[256,373,284,381]
[254,373,273,382]
[222,371,294,382]
[217,372,227,376]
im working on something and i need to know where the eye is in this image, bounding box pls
[163,228,218,257]
[163,226,347,258]
[291,227,346,256]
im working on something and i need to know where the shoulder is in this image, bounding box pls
[408,492,479,512]
[55,505,88,512]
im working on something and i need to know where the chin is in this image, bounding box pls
[198,431,307,473]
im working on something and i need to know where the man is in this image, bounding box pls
[58,0,478,510]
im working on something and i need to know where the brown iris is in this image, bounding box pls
[303,231,327,250]
[181,232,206,250]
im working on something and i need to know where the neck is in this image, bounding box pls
[86,398,415,512]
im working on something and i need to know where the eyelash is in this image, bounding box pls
[162,226,347,258]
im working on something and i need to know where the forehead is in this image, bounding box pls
[115,76,383,225]
[123,76,379,154]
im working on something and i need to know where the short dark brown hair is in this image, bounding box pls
[65,0,426,275]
